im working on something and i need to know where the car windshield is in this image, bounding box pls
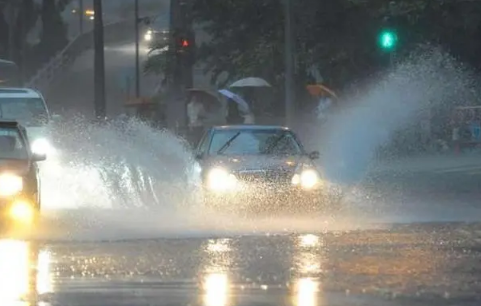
[0,97,48,127]
[0,127,28,160]
[209,129,303,156]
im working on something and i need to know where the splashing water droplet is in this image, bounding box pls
[40,116,199,210]
[317,48,477,184]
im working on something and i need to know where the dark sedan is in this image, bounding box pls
[0,120,45,225]
[194,125,337,212]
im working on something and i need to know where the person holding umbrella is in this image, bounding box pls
[218,88,256,125]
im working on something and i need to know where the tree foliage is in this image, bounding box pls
[146,0,481,94]
[36,0,69,61]
[0,0,71,78]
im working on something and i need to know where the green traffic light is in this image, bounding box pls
[378,30,397,50]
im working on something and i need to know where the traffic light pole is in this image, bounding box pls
[6,1,16,62]
[284,0,295,127]
[165,0,194,131]
[378,29,398,68]
[93,0,106,119]
[389,51,396,68]
[134,0,141,98]
[79,0,84,34]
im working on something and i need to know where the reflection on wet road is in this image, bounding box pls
[0,240,51,305]
[1,162,480,306]
[3,223,481,306]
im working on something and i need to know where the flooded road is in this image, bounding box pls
[6,223,481,306]
[3,156,481,306]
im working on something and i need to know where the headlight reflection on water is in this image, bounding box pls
[294,278,320,306]
[203,273,229,306]
[202,239,232,306]
[292,234,323,306]
[0,240,52,304]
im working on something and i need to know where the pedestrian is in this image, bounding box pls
[187,95,207,145]
[226,99,244,124]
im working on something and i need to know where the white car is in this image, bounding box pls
[0,88,57,155]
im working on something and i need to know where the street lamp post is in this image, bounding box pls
[79,0,84,34]
[6,1,17,62]
[134,0,141,98]
[93,0,106,119]
[283,0,295,127]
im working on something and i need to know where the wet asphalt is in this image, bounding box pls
[1,157,481,306]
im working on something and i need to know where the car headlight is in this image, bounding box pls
[31,138,53,155]
[10,200,34,222]
[0,173,23,196]
[144,32,152,41]
[206,167,237,191]
[291,169,320,189]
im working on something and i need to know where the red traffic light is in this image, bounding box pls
[181,39,189,47]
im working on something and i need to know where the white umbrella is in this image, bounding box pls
[229,77,271,88]
[218,89,251,114]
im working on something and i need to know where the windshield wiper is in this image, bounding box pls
[265,133,287,154]
[217,132,241,154]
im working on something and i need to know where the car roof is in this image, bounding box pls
[212,124,291,131]
[0,87,42,98]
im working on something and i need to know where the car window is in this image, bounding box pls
[0,128,28,159]
[208,129,303,156]
[0,97,48,127]
[196,131,211,155]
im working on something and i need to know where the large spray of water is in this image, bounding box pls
[317,48,476,184]
[41,116,197,210]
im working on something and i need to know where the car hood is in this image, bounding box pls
[202,155,310,172]
[0,159,30,175]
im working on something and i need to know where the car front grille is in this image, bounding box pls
[236,170,293,185]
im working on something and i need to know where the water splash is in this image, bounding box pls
[318,48,477,184]
[40,116,198,210]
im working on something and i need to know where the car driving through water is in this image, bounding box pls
[143,14,169,44]
[194,125,337,212]
[0,88,56,156]
[0,120,46,226]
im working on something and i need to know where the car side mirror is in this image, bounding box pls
[309,151,320,160]
[32,152,46,162]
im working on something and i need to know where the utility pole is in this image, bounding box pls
[283,0,295,127]
[7,1,17,62]
[20,3,26,84]
[93,0,106,119]
[134,0,140,98]
[166,0,192,130]
[180,1,194,89]
[79,0,84,34]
